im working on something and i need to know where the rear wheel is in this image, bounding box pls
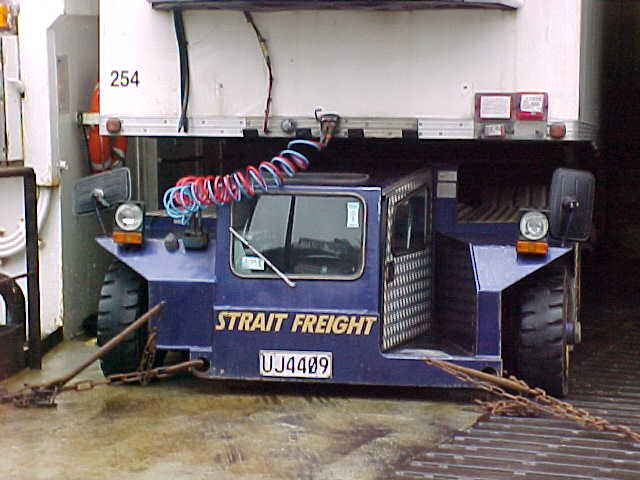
[97,261,148,376]
[515,267,570,397]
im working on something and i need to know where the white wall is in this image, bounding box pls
[0,0,105,339]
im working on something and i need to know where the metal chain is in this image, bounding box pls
[1,303,169,408]
[4,385,60,408]
[137,328,159,384]
[66,359,204,392]
[425,358,640,443]
[1,359,204,408]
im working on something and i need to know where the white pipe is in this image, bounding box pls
[0,190,51,254]
[0,187,52,258]
[0,189,50,246]
[0,191,50,253]
[1,188,51,244]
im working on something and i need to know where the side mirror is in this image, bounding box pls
[72,167,132,215]
[549,168,595,242]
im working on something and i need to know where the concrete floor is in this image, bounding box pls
[0,338,481,480]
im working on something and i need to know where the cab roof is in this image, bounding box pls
[283,170,428,189]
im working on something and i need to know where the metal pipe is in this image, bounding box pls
[0,273,26,327]
[23,170,41,369]
[0,273,28,286]
[0,167,42,369]
[49,301,166,388]
[0,273,26,379]
[1,302,167,407]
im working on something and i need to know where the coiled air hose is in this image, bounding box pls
[163,139,323,224]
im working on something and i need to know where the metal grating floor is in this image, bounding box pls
[388,315,640,479]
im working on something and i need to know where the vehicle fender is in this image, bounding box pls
[95,236,216,284]
[471,244,572,293]
[96,236,216,350]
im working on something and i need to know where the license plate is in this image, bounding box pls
[259,350,332,379]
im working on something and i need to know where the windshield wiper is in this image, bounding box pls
[229,227,296,288]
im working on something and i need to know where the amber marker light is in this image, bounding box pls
[516,240,549,255]
[112,230,143,245]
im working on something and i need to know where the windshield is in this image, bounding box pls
[231,193,365,279]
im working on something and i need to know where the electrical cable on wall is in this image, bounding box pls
[173,9,190,133]
[244,11,273,134]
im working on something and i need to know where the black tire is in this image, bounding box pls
[97,261,148,376]
[515,268,569,397]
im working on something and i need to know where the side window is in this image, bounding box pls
[231,195,291,274]
[391,188,428,256]
[241,195,291,251]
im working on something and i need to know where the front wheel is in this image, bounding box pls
[97,261,149,376]
[514,267,571,397]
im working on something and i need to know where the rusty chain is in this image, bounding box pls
[137,327,159,384]
[63,359,205,392]
[58,325,204,395]
[0,302,171,408]
[1,359,204,408]
[425,358,640,443]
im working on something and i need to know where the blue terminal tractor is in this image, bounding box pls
[88,165,594,398]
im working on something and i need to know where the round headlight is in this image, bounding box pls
[519,211,549,241]
[115,203,144,232]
